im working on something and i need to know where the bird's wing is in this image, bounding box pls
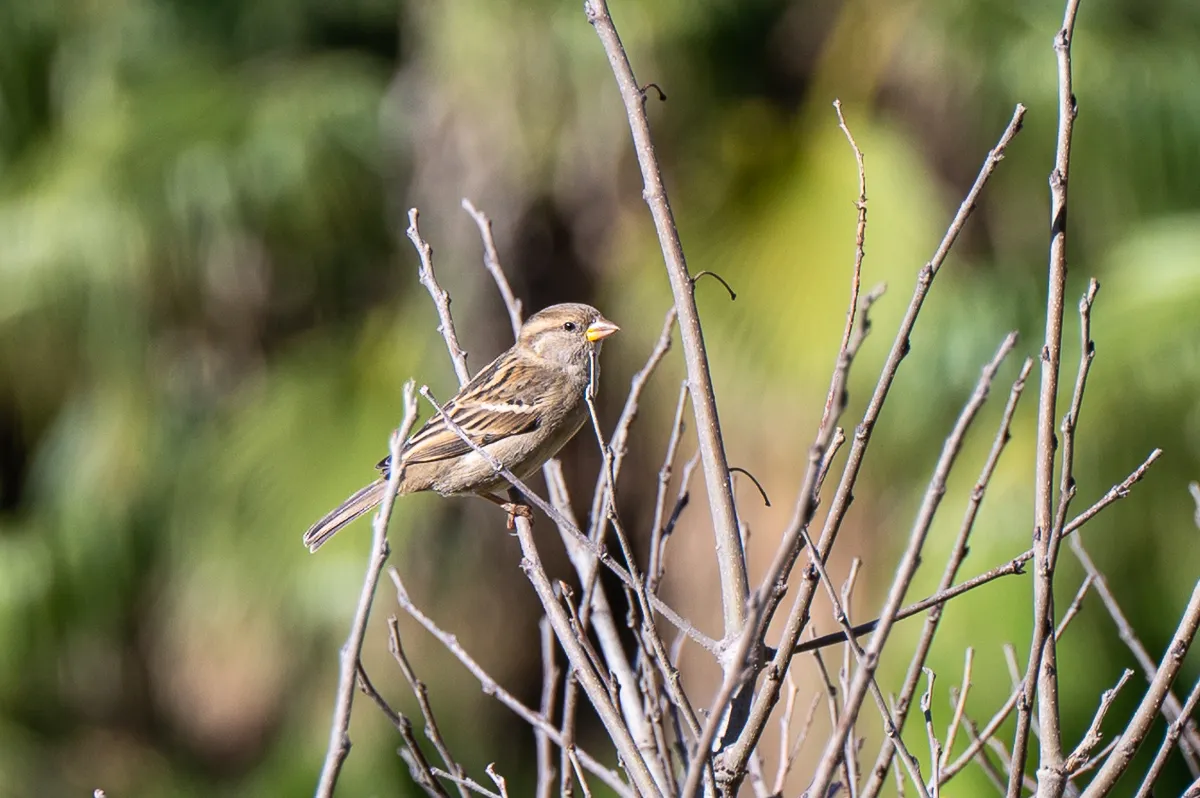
[376,354,551,472]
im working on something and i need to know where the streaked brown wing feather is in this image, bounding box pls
[377,352,549,472]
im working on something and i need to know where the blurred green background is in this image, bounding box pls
[2,0,1200,795]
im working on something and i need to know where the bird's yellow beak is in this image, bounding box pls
[585,319,620,342]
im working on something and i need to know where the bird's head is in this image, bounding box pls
[518,303,620,368]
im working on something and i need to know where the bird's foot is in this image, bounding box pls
[501,502,533,530]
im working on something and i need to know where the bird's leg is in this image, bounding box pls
[479,492,534,530]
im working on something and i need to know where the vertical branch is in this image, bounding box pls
[535,618,559,798]
[584,0,748,640]
[1009,2,1083,796]
[315,383,420,798]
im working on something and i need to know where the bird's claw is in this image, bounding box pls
[501,502,533,530]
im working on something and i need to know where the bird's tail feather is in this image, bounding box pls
[303,478,389,552]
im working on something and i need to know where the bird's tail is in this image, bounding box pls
[303,478,389,552]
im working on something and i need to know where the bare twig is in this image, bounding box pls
[387,618,470,798]
[1063,669,1134,774]
[461,198,523,338]
[922,669,942,798]
[568,749,594,798]
[587,308,677,540]
[407,210,470,385]
[808,333,1018,798]
[535,618,558,798]
[941,551,1108,786]
[1008,1,1083,794]
[1135,673,1200,798]
[1056,575,1094,639]
[355,664,450,798]
[1069,535,1200,774]
[584,0,748,642]
[796,443,1160,661]
[797,517,935,798]
[813,646,857,798]
[1080,579,1200,797]
[584,376,702,792]
[681,620,758,798]
[315,384,419,798]
[943,649,975,772]
[723,105,1027,790]
[648,381,690,590]
[652,453,700,593]
[431,769,502,798]
[389,569,635,798]
[774,676,819,795]
[510,511,665,798]
[485,764,509,798]
[863,357,1033,798]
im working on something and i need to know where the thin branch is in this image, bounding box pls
[808,333,1018,798]
[407,209,470,385]
[485,764,510,798]
[922,669,943,798]
[460,198,523,338]
[1080,579,1200,797]
[943,649,976,772]
[585,0,748,642]
[315,383,419,798]
[842,561,865,798]
[797,515,935,798]
[587,308,677,540]
[681,619,758,798]
[942,557,1106,786]
[584,376,701,792]
[813,645,857,798]
[1070,534,1200,774]
[648,381,691,591]
[775,690,821,795]
[389,569,635,798]
[387,618,470,798]
[1063,669,1134,774]
[863,356,1033,798]
[355,664,450,798]
[723,105,1027,789]
[432,769,502,798]
[653,454,700,597]
[535,618,559,798]
[1008,0,1083,793]
[1135,673,1200,798]
[1056,575,1094,639]
[795,443,1160,660]
[510,510,665,798]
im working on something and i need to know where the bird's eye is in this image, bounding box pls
[563,321,577,332]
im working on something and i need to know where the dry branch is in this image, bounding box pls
[584,0,748,642]
[315,384,419,798]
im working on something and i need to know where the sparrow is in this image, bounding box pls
[303,303,619,552]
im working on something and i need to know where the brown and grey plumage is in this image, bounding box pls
[303,303,619,552]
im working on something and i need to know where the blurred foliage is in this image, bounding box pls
[1,0,1199,795]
